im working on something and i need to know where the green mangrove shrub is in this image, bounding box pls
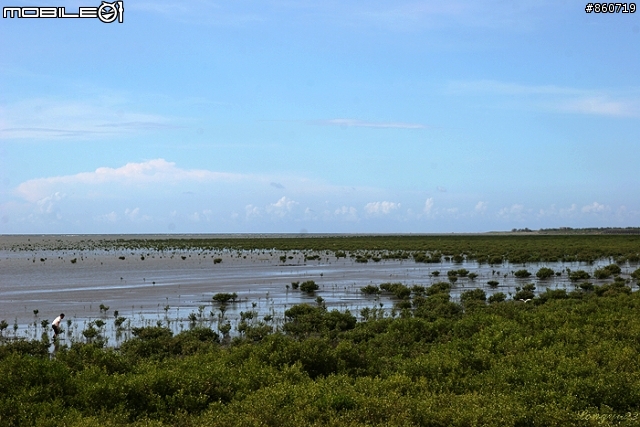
[536,267,555,279]
[300,280,319,293]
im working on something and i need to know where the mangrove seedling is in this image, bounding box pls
[0,320,8,336]
[219,322,231,335]
[114,316,127,328]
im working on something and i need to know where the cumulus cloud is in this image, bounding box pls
[124,207,152,222]
[365,201,400,215]
[15,159,247,202]
[95,211,118,223]
[21,192,67,223]
[37,192,65,217]
[269,196,298,211]
[475,201,487,213]
[562,204,577,215]
[424,198,434,214]
[582,202,609,213]
[13,159,370,207]
[537,204,577,218]
[244,197,299,220]
[125,208,140,220]
[245,204,261,219]
[335,206,358,221]
[267,196,298,216]
[498,204,526,220]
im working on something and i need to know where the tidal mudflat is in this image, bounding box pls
[1,234,638,345]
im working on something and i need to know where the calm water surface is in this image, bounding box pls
[0,247,634,346]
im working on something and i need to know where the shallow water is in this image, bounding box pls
[0,246,635,346]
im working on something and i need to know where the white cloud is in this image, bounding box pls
[245,204,261,219]
[13,159,375,207]
[498,204,526,220]
[562,204,577,215]
[582,202,609,214]
[125,207,152,222]
[267,196,298,217]
[244,197,299,220]
[365,201,400,215]
[271,196,297,210]
[15,159,247,202]
[95,211,118,223]
[37,192,65,216]
[424,198,434,214]
[335,206,358,221]
[537,204,578,218]
[475,201,487,213]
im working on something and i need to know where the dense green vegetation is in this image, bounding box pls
[4,234,640,425]
[3,282,640,426]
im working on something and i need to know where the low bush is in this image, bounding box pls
[212,292,238,304]
[569,270,591,281]
[514,269,531,278]
[536,267,555,279]
[300,280,319,293]
[360,285,380,295]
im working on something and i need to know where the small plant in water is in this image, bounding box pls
[0,320,8,336]
[300,280,319,293]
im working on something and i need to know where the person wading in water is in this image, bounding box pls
[51,313,65,339]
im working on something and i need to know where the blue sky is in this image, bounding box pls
[1,0,639,233]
